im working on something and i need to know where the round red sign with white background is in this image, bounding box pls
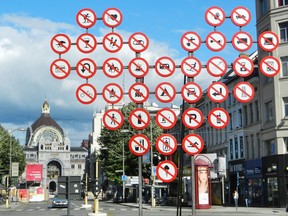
[129,108,150,130]
[233,82,255,103]
[102,83,123,104]
[205,6,226,26]
[128,32,149,53]
[50,59,71,79]
[103,109,124,130]
[182,108,204,130]
[76,83,97,104]
[102,8,123,28]
[103,32,123,53]
[208,108,230,129]
[155,57,176,77]
[258,31,279,52]
[103,58,123,78]
[206,56,227,77]
[180,32,201,52]
[181,56,202,77]
[156,134,177,156]
[181,82,202,103]
[155,82,176,103]
[230,6,251,27]
[156,161,178,183]
[207,82,229,103]
[76,33,97,54]
[206,31,226,52]
[129,134,150,156]
[182,134,204,156]
[76,58,97,79]
[155,108,177,130]
[128,83,150,104]
[233,56,254,77]
[232,31,253,52]
[128,57,149,78]
[76,8,97,29]
[259,56,281,77]
[50,34,71,54]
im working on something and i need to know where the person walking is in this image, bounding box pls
[244,190,248,207]
[233,190,239,210]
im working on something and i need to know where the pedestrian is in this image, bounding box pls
[244,190,248,207]
[233,190,239,210]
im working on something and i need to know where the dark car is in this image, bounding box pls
[52,197,68,208]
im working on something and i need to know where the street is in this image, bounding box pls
[1,200,288,216]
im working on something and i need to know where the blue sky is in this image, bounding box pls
[0,0,257,145]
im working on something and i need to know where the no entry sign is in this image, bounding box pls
[50,34,71,54]
[155,57,176,77]
[103,109,124,130]
[259,56,280,77]
[232,31,253,52]
[233,82,255,103]
[76,33,97,54]
[181,56,202,77]
[180,32,201,52]
[50,59,71,79]
[128,82,150,104]
[182,108,204,130]
[182,134,204,156]
[103,32,123,53]
[181,82,202,103]
[129,134,150,156]
[156,134,177,156]
[129,108,150,130]
[102,83,123,104]
[205,6,226,26]
[155,82,176,103]
[230,6,251,26]
[156,160,178,183]
[208,108,229,129]
[76,58,97,79]
[103,58,123,78]
[102,8,123,28]
[76,8,97,29]
[76,83,97,104]
[258,31,279,52]
[206,31,226,52]
[207,82,228,103]
[155,108,177,130]
[128,32,149,53]
[206,56,227,77]
[128,57,149,78]
[233,56,254,77]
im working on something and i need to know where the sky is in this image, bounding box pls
[0,0,257,146]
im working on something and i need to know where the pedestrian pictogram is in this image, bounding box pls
[128,57,149,78]
[76,58,97,79]
[129,134,150,156]
[258,31,279,52]
[207,82,228,103]
[156,160,178,183]
[103,32,123,53]
[102,8,123,28]
[206,56,227,77]
[76,83,97,104]
[206,31,226,52]
[50,34,71,54]
[182,134,204,156]
[128,32,149,53]
[181,82,202,103]
[233,82,255,103]
[50,59,71,80]
[205,6,226,27]
[155,82,176,103]
[103,109,124,130]
[208,108,230,129]
[230,6,251,27]
[181,56,202,77]
[129,108,150,130]
[180,32,201,52]
[103,58,124,78]
[128,83,150,104]
[156,134,177,156]
[232,31,253,52]
[76,8,97,29]
[155,108,177,130]
[155,57,176,77]
[259,56,280,77]
[233,56,254,77]
[102,83,123,104]
[76,33,97,54]
[182,108,204,130]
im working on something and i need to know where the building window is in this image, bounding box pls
[240,136,244,158]
[280,22,288,43]
[244,105,248,125]
[235,137,238,159]
[71,164,75,169]
[230,139,233,160]
[249,103,253,124]
[239,109,243,127]
[278,0,288,6]
[265,101,273,122]
[255,101,260,121]
[284,137,288,152]
[260,0,268,17]
[78,164,82,169]
[281,56,288,76]
[284,97,288,117]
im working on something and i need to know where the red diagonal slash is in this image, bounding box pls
[132,36,145,49]
[132,112,148,125]
[208,9,223,22]
[79,88,94,100]
[107,62,121,75]
[236,85,252,98]
[211,59,225,74]
[80,36,94,49]
[159,139,174,152]
[159,112,174,126]
[236,59,250,72]
[132,86,146,99]
[133,138,147,151]
[54,38,69,50]
[211,112,226,125]
[184,85,198,98]
[105,87,121,100]
[79,13,94,24]
[53,62,68,75]
[186,112,201,125]
[79,62,93,74]
[211,86,225,98]
[132,61,146,75]
[106,112,121,126]
[184,60,200,74]
[104,11,119,23]
[186,138,201,151]
[235,35,249,48]
[263,60,277,73]
[184,35,198,47]
[159,165,174,178]
[209,35,223,47]
[159,85,172,99]
[234,10,249,23]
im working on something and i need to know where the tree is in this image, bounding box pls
[98,103,163,186]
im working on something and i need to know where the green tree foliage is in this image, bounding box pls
[98,103,163,185]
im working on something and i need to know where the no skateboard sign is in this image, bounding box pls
[156,161,178,183]
[206,31,226,52]
[76,8,97,29]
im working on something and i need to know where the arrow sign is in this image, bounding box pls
[76,58,97,79]
[207,82,228,103]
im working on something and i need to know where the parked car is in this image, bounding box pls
[51,196,68,208]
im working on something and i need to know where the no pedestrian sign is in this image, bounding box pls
[103,109,124,130]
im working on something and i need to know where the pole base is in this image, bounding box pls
[88,213,107,216]
[81,204,92,209]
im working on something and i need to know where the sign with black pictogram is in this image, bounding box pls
[259,56,280,77]
[76,33,97,54]
[50,34,71,54]
[206,56,227,77]
[128,32,149,53]
[76,8,97,29]
[205,6,226,26]
[230,6,251,27]
[155,57,176,77]
[102,8,122,28]
[182,134,204,156]
[206,31,226,52]
[103,109,124,130]
[129,134,150,156]
[233,56,254,77]
[232,31,253,52]
[103,32,123,53]
[129,108,150,130]
[128,83,150,104]
[103,58,123,78]
[156,134,177,156]
[207,82,228,103]
[128,57,149,78]
[156,160,178,183]
[208,107,229,129]
[181,82,202,103]
[76,58,97,79]
[102,83,123,104]
[233,82,255,103]
[181,56,202,77]
[50,59,71,79]
[182,108,204,130]
[155,108,177,130]
[258,31,279,52]
[155,82,176,103]
[180,32,201,52]
[76,83,97,104]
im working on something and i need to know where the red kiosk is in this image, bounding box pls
[195,155,213,209]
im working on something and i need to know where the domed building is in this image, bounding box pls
[23,100,88,199]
